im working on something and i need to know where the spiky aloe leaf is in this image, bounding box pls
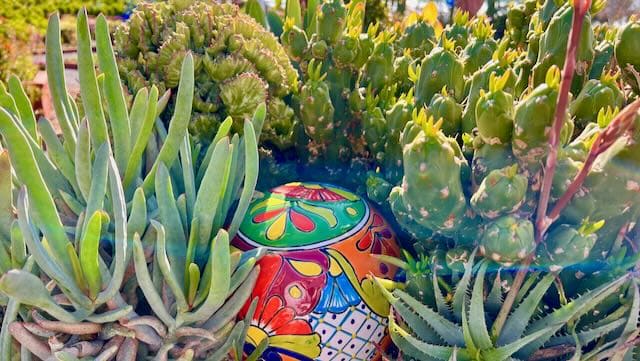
[496,273,555,344]
[468,261,493,350]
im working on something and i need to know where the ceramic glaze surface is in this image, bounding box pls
[233,182,401,361]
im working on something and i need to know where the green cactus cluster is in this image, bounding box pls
[113,0,298,145]
[0,12,265,359]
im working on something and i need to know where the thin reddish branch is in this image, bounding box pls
[535,0,592,243]
[547,99,640,225]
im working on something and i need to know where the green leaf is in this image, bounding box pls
[151,220,188,315]
[0,150,13,241]
[132,233,175,327]
[95,15,131,171]
[193,137,231,264]
[183,229,231,324]
[228,119,260,239]
[187,263,200,306]
[0,108,72,273]
[244,0,267,26]
[7,75,37,140]
[75,118,92,202]
[80,211,103,300]
[468,261,493,350]
[46,13,77,157]
[143,53,194,195]
[10,221,26,269]
[124,86,158,193]
[37,118,79,193]
[155,163,187,282]
[77,8,109,150]
[452,251,473,322]
[388,311,463,361]
[285,0,303,28]
[82,143,109,236]
[497,273,554,345]
[127,187,148,242]
[394,289,465,346]
[0,269,77,323]
[196,116,232,186]
[202,268,259,333]
[67,242,88,294]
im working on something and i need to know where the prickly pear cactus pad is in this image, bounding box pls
[232,182,401,360]
[114,0,298,143]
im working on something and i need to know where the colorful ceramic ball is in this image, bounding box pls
[232,182,401,361]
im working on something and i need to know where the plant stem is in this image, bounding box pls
[535,0,592,243]
[494,0,591,339]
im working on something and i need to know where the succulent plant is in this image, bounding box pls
[415,37,465,106]
[377,253,637,361]
[114,0,298,145]
[615,17,640,94]
[471,164,528,219]
[0,11,264,359]
[569,72,625,129]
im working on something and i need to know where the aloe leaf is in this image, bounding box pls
[80,211,103,300]
[388,311,461,361]
[394,289,465,346]
[75,118,92,203]
[77,9,109,150]
[132,233,175,327]
[228,119,260,239]
[183,229,231,324]
[7,75,37,140]
[0,83,18,116]
[0,269,78,323]
[151,220,188,314]
[124,86,159,194]
[546,317,626,347]
[461,301,479,356]
[452,252,473,322]
[45,13,77,156]
[0,108,71,272]
[142,53,194,195]
[516,274,630,358]
[497,273,554,345]
[96,156,129,304]
[95,15,130,171]
[485,325,562,361]
[486,269,503,316]
[193,137,231,263]
[469,261,493,350]
[155,163,187,276]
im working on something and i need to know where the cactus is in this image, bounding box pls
[0,13,263,358]
[480,215,535,265]
[298,60,335,148]
[615,17,640,94]
[462,16,497,75]
[569,72,625,129]
[471,164,528,219]
[537,221,602,272]
[426,86,462,137]
[475,72,514,145]
[444,9,470,49]
[415,36,465,106]
[391,111,468,236]
[114,0,297,144]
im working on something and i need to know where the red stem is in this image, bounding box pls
[535,0,591,243]
[547,99,640,224]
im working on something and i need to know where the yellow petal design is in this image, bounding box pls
[266,212,287,241]
[250,195,287,213]
[269,334,322,358]
[289,259,323,277]
[327,186,360,201]
[298,202,337,227]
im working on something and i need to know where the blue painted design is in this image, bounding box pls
[314,271,361,314]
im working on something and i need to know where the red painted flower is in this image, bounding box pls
[357,214,398,274]
[272,183,358,202]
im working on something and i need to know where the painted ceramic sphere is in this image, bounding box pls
[233,182,401,361]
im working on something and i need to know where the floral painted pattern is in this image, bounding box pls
[233,183,401,361]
